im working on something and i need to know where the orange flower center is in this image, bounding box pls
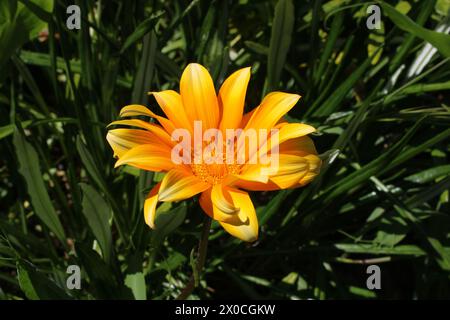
[191,162,240,185]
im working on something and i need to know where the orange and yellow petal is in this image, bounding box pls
[106,128,159,158]
[211,183,239,214]
[274,122,316,145]
[200,188,242,225]
[245,92,300,131]
[279,136,318,157]
[158,167,211,202]
[114,144,174,172]
[218,188,258,242]
[200,187,258,242]
[108,119,174,147]
[150,90,193,133]
[218,67,251,130]
[119,104,156,118]
[180,63,220,130]
[236,153,320,191]
[118,104,176,135]
[243,122,316,167]
[240,107,258,128]
[144,182,161,228]
[297,154,321,187]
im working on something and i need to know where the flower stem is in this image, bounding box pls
[176,216,211,300]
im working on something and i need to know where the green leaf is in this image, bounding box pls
[19,50,131,88]
[335,244,428,256]
[79,183,113,264]
[258,190,289,225]
[436,0,450,16]
[76,136,107,192]
[0,120,32,140]
[195,2,216,60]
[311,54,372,117]
[75,243,132,299]
[368,21,384,64]
[132,31,157,104]
[405,177,450,210]
[17,259,70,300]
[151,203,187,245]
[314,12,343,85]
[13,129,65,243]
[267,0,294,91]
[0,0,53,68]
[320,121,450,205]
[245,40,269,55]
[395,1,412,15]
[349,286,376,298]
[157,251,187,272]
[374,217,409,247]
[155,52,181,79]
[426,236,450,271]
[120,11,164,54]
[404,165,450,184]
[380,2,450,58]
[124,272,147,300]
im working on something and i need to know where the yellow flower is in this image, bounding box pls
[106,63,321,242]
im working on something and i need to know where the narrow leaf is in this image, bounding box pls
[80,183,113,264]
[13,129,65,243]
[267,0,294,91]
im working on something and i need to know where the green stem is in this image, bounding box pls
[176,217,211,300]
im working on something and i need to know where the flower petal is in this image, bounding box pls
[144,182,161,229]
[243,122,316,168]
[211,184,239,214]
[218,188,258,242]
[297,154,321,187]
[106,128,159,158]
[180,63,219,129]
[150,90,192,133]
[199,189,214,216]
[119,104,154,117]
[108,119,174,147]
[200,188,243,224]
[119,104,176,134]
[240,107,258,128]
[200,187,258,241]
[236,154,312,191]
[158,167,210,202]
[114,144,174,172]
[219,67,251,130]
[275,123,316,145]
[245,92,300,131]
[279,136,318,156]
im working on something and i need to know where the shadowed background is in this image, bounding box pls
[0,0,450,299]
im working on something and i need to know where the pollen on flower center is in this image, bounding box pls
[191,162,240,185]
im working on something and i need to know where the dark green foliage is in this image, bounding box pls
[0,0,449,299]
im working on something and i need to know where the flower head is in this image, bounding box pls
[107,63,321,242]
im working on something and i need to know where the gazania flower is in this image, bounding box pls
[106,63,321,242]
